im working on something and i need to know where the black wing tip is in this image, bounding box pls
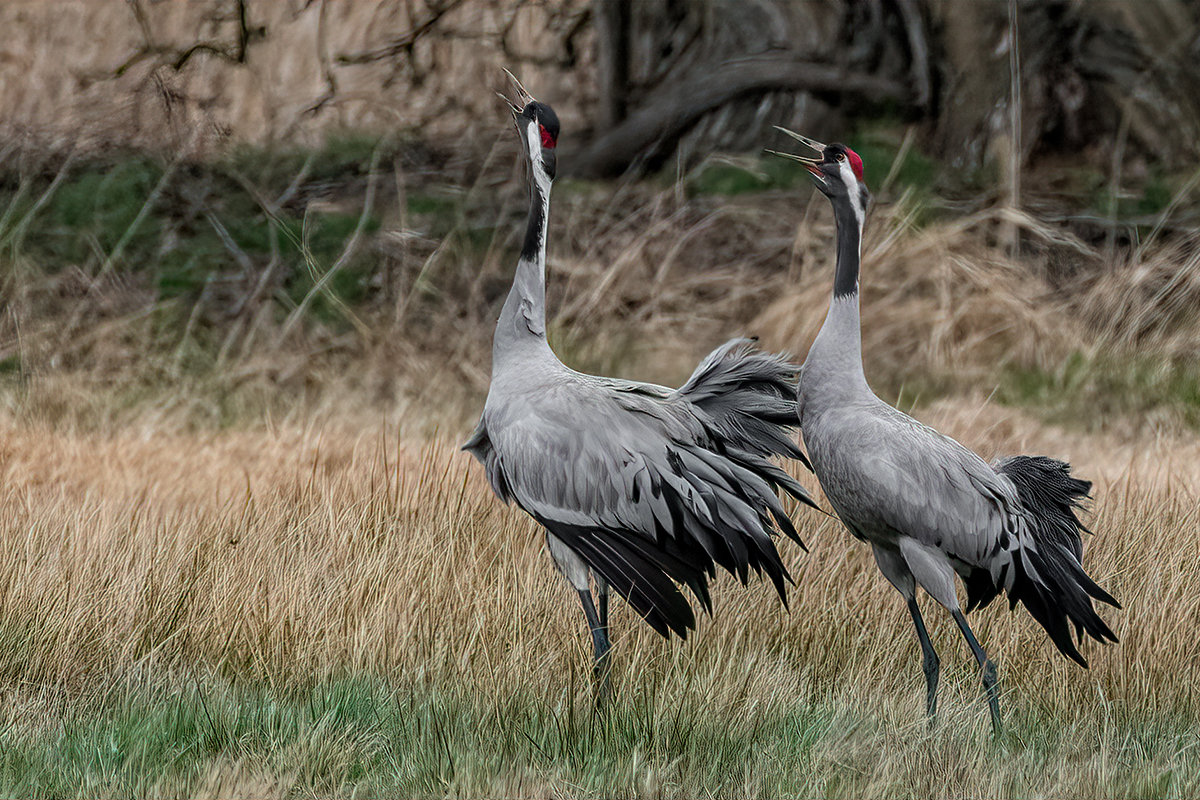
[794,489,821,513]
[545,520,701,642]
[994,453,1121,660]
[1086,580,1121,610]
[1064,646,1090,669]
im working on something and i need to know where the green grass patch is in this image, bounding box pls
[26,157,164,269]
[998,351,1200,430]
[1134,167,1173,217]
[1,671,1197,798]
[407,192,459,218]
[223,130,403,188]
[1,146,383,328]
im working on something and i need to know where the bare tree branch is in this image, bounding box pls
[894,0,932,110]
[114,0,263,77]
[303,0,339,117]
[572,54,909,177]
[336,0,467,65]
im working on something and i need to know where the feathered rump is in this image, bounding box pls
[967,455,1120,667]
[674,338,815,480]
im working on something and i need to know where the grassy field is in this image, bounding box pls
[0,400,1197,798]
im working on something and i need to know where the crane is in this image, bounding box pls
[463,77,819,702]
[769,128,1120,732]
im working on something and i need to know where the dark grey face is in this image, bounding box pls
[807,143,870,216]
[520,101,559,180]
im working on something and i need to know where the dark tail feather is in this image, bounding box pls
[990,455,1120,667]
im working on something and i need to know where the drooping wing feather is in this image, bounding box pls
[673,338,813,472]
[984,454,1119,666]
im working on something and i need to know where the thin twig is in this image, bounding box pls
[278,143,386,342]
[336,0,467,64]
[880,126,917,195]
[1105,108,1131,263]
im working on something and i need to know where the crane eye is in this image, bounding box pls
[836,153,847,163]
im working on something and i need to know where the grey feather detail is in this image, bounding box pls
[673,338,812,472]
[461,420,512,504]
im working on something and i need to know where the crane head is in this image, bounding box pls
[768,128,870,224]
[497,69,559,182]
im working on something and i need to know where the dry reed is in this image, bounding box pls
[0,398,1196,795]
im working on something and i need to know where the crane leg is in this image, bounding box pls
[576,589,612,708]
[951,609,1001,734]
[597,578,610,631]
[595,580,612,703]
[906,597,940,721]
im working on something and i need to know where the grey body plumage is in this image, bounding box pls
[774,129,1119,731]
[466,339,813,639]
[464,81,816,700]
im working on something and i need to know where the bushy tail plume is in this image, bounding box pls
[969,455,1120,667]
[673,338,817,515]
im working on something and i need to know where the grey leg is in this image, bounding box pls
[951,609,1001,734]
[906,597,940,720]
[597,578,610,631]
[576,589,612,707]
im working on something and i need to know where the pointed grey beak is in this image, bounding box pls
[765,126,827,182]
[496,68,536,117]
[766,126,826,164]
[774,127,826,154]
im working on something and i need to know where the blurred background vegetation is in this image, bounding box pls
[0,0,1197,433]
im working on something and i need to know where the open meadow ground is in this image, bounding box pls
[0,398,1197,798]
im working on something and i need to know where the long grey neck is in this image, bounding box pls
[804,198,870,399]
[492,168,555,374]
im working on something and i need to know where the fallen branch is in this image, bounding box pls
[571,54,909,177]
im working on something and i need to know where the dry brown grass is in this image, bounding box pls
[0,396,1197,795]
[2,111,1196,443]
[754,200,1088,388]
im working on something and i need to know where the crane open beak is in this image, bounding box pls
[496,68,536,119]
[765,126,827,182]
